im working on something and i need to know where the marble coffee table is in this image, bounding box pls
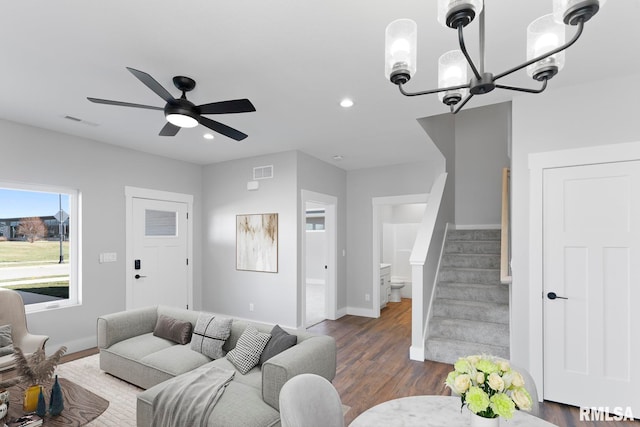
[349,395,558,427]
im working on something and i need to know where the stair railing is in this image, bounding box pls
[500,168,512,284]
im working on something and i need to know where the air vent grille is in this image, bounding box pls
[253,165,274,180]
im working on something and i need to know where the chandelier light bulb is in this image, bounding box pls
[553,0,606,25]
[384,19,417,84]
[527,14,566,80]
[438,0,483,28]
[438,50,468,105]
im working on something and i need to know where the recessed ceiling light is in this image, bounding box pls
[332,155,343,161]
[203,133,214,140]
[340,98,354,108]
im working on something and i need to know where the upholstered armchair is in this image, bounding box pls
[0,288,49,372]
[279,373,345,427]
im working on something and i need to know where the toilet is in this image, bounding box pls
[389,279,405,302]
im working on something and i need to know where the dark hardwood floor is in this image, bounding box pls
[308,299,639,427]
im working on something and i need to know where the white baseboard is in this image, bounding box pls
[454,224,501,230]
[53,335,97,355]
[410,345,425,361]
[346,306,377,318]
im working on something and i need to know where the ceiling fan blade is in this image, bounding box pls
[199,117,248,141]
[159,122,181,136]
[197,99,256,115]
[126,67,174,103]
[87,97,163,110]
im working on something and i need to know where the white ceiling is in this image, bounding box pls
[1,1,636,170]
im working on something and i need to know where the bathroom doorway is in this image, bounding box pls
[301,190,337,328]
[372,194,427,318]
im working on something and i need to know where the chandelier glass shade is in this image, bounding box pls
[385,0,606,114]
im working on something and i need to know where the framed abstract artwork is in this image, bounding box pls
[236,213,278,273]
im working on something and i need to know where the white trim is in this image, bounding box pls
[528,140,640,402]
[301,190,338,328]
[346,306,376,318]
[454,224,501,230]
[124,186,194,311]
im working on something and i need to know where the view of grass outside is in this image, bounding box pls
[0,237,70,299]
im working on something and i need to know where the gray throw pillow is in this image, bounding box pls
[226,325,271,375]
[0,325,13,357]
[191,314,233,359]
[153,315,193,345]
[0,345,13,357]
[259,324,297,365]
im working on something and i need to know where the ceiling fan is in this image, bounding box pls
[88,67,256,141]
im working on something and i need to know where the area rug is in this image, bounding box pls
[54,354,139,426]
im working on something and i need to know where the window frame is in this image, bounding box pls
[0,182,81,312]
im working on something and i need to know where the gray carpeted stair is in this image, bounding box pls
[425,229,509,364]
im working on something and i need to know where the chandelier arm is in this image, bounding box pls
[458,25,482,80]
[398,82,470,97]
[494,19,585,82]
[496,79,548,94]
[452,94,475,114]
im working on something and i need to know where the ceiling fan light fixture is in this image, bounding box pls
[166,113,198,128]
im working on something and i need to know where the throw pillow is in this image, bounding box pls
[259,324,297,365]
[226,325,271,374]
[153,315,193,345]
[0,325,13,357]
[191,314,233,359]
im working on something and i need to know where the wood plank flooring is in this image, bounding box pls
[309,299,639,427]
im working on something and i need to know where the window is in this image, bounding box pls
[0,184,80,311]
[305,209,325,231]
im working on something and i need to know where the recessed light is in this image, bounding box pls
[332,155,343,161]
[340,98,354,108]
[203,133,214,140]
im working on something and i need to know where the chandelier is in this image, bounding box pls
[384,0,606,113]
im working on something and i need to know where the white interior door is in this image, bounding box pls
[543,160,640,414]
[131,197,189,309]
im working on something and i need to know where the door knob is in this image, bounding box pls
[135,274,147,279]
[547,292,568,300]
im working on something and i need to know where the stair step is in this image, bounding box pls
[436,283,509,304]
[445,240,500,255]
[425,337,510,365]
[432,299,509,324]
[447,229,500,241]
[429,317,509,347]
[438,268,500,285]
[442,253,500,269]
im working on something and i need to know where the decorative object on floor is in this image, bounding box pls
[87,67,256,140]
[36,386,46,417]
[445,355,533,421]
[236,213,278,273]
[48,375,64,416]
[384,0,606,114]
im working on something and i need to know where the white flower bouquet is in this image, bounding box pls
[445,355,533,419]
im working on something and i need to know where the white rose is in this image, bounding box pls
[467,355,481,366]
[453,374,471,394]
[487,372,505,392]
[512,388,533,411]
[476,372,485,384]
[511,371,525,388]
[497,360,510,372]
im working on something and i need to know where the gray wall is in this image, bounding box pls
[202,151,298,327]
[0,118,203,353]
[455,102,510,226]
[510,72,640,369]
[346,158,444,311]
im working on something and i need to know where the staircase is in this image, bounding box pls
[425,229,509,364]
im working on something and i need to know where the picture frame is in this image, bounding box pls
[236,213,278,273]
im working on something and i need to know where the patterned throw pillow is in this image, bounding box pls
[190,314,233,359]
[226,325,271,374]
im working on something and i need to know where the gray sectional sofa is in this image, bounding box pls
[96,305,337,427]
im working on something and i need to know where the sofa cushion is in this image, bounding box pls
[226,325,271,375]
[259,325,297,365]
[107,332,175,360]
[141,345,212,377]
[153,315,193,345]
[0,325,12,357]
[209,358,262,389]
[191,314,233,359]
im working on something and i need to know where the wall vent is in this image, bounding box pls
[253,165,274,180]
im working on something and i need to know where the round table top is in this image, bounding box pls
[349,395,557,427]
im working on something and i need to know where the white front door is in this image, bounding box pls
[130,197,189,309]
[543,160,640,414]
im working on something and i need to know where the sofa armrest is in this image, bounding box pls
[261,334,336,410]
[97,306,158,349]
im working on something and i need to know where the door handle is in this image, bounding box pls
[135,274,147,279]
[547,292,568,300]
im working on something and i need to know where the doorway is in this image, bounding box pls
[301,190,337,328]
[125,187,193,310]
